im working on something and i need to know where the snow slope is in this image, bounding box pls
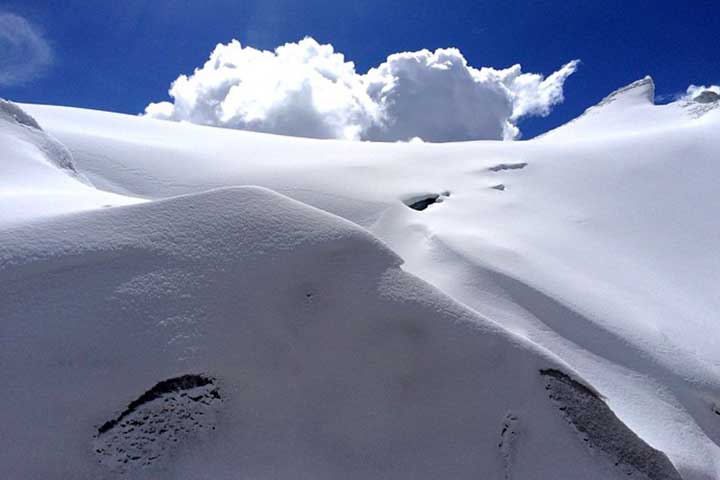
[2,183,683,480]
[1,78,719,478]
[0,99,140,225]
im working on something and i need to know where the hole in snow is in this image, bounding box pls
[403,191,450,211]
[406,195,439,211]
[488,162,527,172]
[94,374,221,472]
[491,184,506,191]
[540,369,682,480]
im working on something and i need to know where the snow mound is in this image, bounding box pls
[0,185,670,479]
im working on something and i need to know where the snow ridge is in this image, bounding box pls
[594,75,655,108]
[0,98,43,129]
[0,98,77,174]
[541,369,682,480]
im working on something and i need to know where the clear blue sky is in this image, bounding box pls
[2,0,718,138]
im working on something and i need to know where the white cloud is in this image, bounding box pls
[0,12,52,87]
[145,37,578,141]
[363,48,512,142]
[504,60,580,120]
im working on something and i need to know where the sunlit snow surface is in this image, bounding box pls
[1,79,719,479]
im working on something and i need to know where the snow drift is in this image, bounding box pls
[2,182,675,479]
[1,79,720,479]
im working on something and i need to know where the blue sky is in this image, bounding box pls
[1,0,718,138]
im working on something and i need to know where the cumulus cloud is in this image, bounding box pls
[364,49,513,141]
[0,12,52,87]
[145,37,578,141]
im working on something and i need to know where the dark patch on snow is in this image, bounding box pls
[97,374,216,434]
[498,413,519,448]
[541,369,682,480]
[0,99,42,130]
[407,194,439,211]
[94,374,221,472]
[498,412,519,479]
[403,191,450,211]
[0,98,80,175]
[694,91,719,104]
[488,162,527,172]
[491,184,506,191]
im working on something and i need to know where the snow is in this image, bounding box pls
[2,79,720,479]
[0,100,141,225]
[0,185,616,479]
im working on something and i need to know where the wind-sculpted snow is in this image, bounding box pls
[3,78,720,477]
[596,76,655,108]
[541,369,682,480]
[0,97,42,129]
[0,186,658,479]
[0,100,140,223]
[0,97,75,172]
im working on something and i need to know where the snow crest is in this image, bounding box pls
[0,98,77,173]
